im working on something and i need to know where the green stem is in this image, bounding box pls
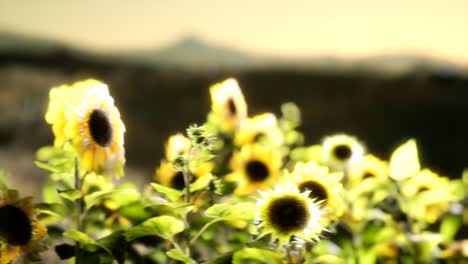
[190,219,222,245]
[182,147,193,256]
[74,158,83,264]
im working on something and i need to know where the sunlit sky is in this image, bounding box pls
[0,0,467,64]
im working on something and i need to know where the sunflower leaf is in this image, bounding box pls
[58,189,82,201]
[36,202,66,217]
[34,161,61,173]
[63,229,101,252]
[124,215,185,241]
[440,214,462,243]
[205,202,256,221]
[166,249,197,264]
[232,248,282,264]
[389,139,420,181]
[151,183,183,201]
[186,173,214,193]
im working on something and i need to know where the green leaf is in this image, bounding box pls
[205,202,256,221]
[389,139,420,181]
[187,173,213,193]
[232,248,281,264]
[151,183,183,201]
[310,255,345,264]
[440,214,462,243]
[85,184,141,210]
[63,229,101,252]
[97,231,127,264]
[166,249,197,264]
[202,252,234,264]
[125,216,185,241]
[35,161,61,173]
[36,202,65,217]
[58,189,82,201]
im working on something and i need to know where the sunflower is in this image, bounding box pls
[0,186,47,264]
[347,155,390,199]
[322,134,365,172]
[256,185,326,244]
[400,169,451,223]
[234,113,283,147]
[286,161,344,219]
[45,79,126,178]
[226,144,282,195]
[165,133,191,161]
[155,160,213,190]
[209,78,247,133]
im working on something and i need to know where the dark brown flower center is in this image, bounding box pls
[245,160,269,182]
[333,144,352,160]
[88,109,113,147]
[227,98,237,115]
[267,196,309,233]
[298,180,328,202]
[362,171,376,179]
[0,205,33,246]
[170,171,186,190]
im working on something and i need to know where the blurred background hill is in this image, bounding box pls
[0,0,467,199]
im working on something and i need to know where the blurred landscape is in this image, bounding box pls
[1,31,467,199]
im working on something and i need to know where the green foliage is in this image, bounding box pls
[124,215,185,241]
[166,249,197,264]
[232,248,282,264]
[3,78,466,264]
[205,202,256,221]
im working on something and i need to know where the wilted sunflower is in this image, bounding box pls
[400,169,451,223]
[45,79,126,178]
[322,134,365,171]
[287,161,344,219]
[209,78,247,133]
[234,113,283,147]
[165,133,191,161]
[0,186,47,264]
[256,185,326,244]
[226,144,282,195]
[155,160,213,190]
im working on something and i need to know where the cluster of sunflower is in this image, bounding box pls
[0,78,466,263]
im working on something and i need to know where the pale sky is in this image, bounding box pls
[0,0,467,64]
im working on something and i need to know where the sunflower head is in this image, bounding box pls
[257,185,326,244]
[226,144,282,195]
[0,186,47,263]
[155,159,212,190]
[286,161,344,219]
[322,134,365,171]
[234,113,283,147]
[45,79,126,178]
[400,169,452,223]
[209,78,247,133]
[165,133,191,161]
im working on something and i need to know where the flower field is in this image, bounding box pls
[0,77,466,264]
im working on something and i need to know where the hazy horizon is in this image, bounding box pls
[1,0,467,65]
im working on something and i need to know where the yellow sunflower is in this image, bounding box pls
[209,78,247,133]
[286,161,344,219]
[347,155,390,200]
[348,154,388,184]
[400,169,452,223]
[165,133,191,161]
[322,134,365,172]
[155,160,213,190]
[234,113,283,147]
[45,79,126,178]
[256,185,326,244]
[226,144,282,195]
[0,186,47,264]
